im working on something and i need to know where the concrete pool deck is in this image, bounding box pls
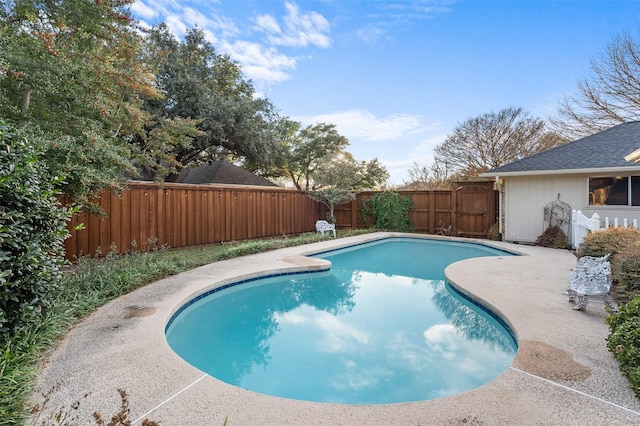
[34,232,640,425]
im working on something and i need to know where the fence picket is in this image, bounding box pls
[62,181,498,260]
[571,209,640,249]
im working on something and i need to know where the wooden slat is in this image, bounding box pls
[63,182,496,260]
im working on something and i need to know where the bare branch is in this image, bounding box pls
[434,107,565,178]
[553,31,640,138]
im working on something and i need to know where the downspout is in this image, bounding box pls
[495,176,504,240]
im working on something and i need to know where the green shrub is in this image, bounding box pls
[620,253,640,293]
[613,242,640,303]
[535,225,569,249]
[606,295,640,398]
[361,191,414,232]
[0,122,71,338]
[578,227,640,259]
[487,222,500,241]
[578,228,640,303]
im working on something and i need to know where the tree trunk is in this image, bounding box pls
[21,87,31,115]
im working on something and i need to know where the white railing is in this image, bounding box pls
[571,209,639,249]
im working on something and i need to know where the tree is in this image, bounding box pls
[257,119,350,190]
[554,31,640,138]
[0,0,162,205]
[434,107,565,178]
[306,154,388,223]
[143,25,279,179]
[242,115,300,181]
[404,161,452,190]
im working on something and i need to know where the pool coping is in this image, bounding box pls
[34,232,640,425]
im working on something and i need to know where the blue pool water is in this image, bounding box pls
[165,238,517,404]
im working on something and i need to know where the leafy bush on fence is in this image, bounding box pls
[0,122,71,339]
[361,191,414,232]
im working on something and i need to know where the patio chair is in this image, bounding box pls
[566,254,616,311]
[315,220,336,237]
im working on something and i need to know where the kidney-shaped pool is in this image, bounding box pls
[165,237,517,404]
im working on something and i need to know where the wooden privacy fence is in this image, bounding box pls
[63,181,498,260]
[334,182,498,238]
[63,181,323,259]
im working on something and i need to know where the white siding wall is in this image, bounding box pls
[503,174,640,243]
[503,175,584,243]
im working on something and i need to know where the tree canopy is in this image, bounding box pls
[142,25,279,180]
[278,121,350,191]
[434,107,565,178]
[403,162,452,190]
[305,153,388,223]
[0,0,159,204]
[554,31,640,138]
[0,3,384,206]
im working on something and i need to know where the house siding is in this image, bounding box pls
[504,174,640,243]
[503,175,585,243]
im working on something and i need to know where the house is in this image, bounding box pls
[481,121,640,244]
[171,161,278,187]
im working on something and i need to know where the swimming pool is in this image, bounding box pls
[165,237,517,404]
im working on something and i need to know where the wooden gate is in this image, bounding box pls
[452,182,497,238]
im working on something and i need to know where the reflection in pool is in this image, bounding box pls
[165,238,517,404]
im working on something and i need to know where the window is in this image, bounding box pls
[589,176,640,206]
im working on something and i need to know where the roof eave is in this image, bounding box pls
[481,165,640,178]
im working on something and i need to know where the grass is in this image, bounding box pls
[0,229,373,426]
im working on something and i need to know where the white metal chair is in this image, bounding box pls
[315,220,336,237]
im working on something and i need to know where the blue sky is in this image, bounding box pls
[131,0,640,185]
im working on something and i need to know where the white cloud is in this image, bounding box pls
[254,14,281,35]
[131,1,158,21]
[134,1,332,88]
[423,323,512,375]
[223,40,298,84]
[200,29,220,46]
[255,2,331,48]
[356,23,388,45]
[164,14,189,37]
[381,134,445,184]
[355,0,453,45]
[182,6,215,30]
[275,307,369,353]
[298,110,435,143]
[294,110,446,184]
[411,132,447,156]
[330,365,393,392]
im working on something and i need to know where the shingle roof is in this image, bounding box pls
[175,161,278,187]
[483,121,640,176]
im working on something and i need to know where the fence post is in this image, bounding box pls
[571,210,602,249]
[351,198,358,229]
[451,184,458,232]
[428,191,435,234]
[571,210,577,248]
[591,212,601,231]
